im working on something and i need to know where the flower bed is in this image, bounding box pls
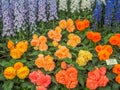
[0,18,120,90]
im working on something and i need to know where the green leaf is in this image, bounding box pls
[106,72,116,81]
[64,58,72,64]
[103,33,114,44]
[0,73,5,81]
[2,81,14,90]
[30,51,40,56]
[112,83,120,90]
[52,76,58,85]
[21,82,35,90]
[98,86,111,90]
[78,74,85,87]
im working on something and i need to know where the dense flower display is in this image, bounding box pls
[1,1,120,90]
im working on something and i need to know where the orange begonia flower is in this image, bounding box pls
[39,43,48,51]
[39,36,47,44]
[32,34,38,39]
[44,55,55,71]
[48,30,62,42]
[112,64,120,74]
[92,32,101,43]
[7,40,14,50]
[59,20,67,29]
[55,46,72,59]
[95,45,103,53]
[55,70,66,85]
[67,40,77,48]
[83,19,90,28]
[109,36,119,45]
[35,56,45,68]
[66,19,75,32]
[52,41,59,47]
[86,31,94,40]
[76,21,85,31]
[103,45,113,55]
[55,26,62,33]
[98,50,110,61]
[31,38,40,47]
[14,62,24,70]
[61,61,67,69]
[115,74,120,84]
[55,67,78,89]
[66,80,78,89]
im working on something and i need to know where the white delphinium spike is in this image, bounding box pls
[81,0,94,11]
[91,0,95,5]
[70,0,80,13]
[101,0,106,5]
[58,0,67,11]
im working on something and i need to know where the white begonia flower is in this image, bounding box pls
[70,0,81,13]
[58,0,68,11]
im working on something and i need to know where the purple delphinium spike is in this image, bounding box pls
[47,0,58,21]
[104,0,116,26]
[92,0,102,30]
[28,0,37,31]
[14,0,26,32]
[1,0,14,36]
[38,0,47,22]
[114,0,120,24]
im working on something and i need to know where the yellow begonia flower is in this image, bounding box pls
[17,66,29,79]
[76,56,87,66]
[4,67,16,80]
[16,41,28,53]
[10,48,23,59]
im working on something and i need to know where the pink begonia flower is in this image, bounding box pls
[99,66,106,75]
[37,75,51,87]
[29,70,43,84]
[29,71,40,84]
[86,78,98,90]
[98,76,109,87]
[86,67,109,90]
[88,69,100,81]
[36,86,47,90]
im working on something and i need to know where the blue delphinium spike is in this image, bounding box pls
[92,0,102,30]
[104,0,116,26]
[114,0,120,24]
